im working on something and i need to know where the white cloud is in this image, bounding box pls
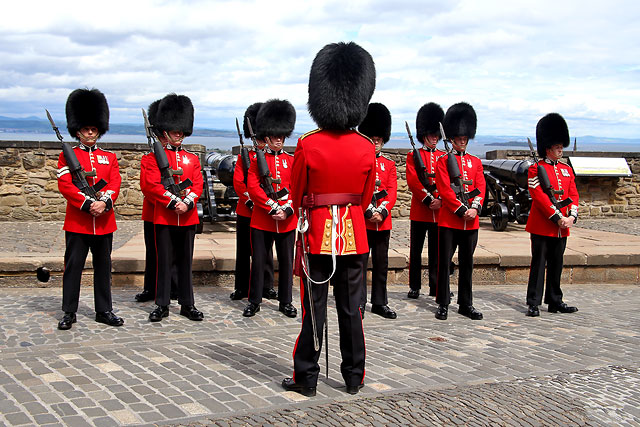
[1,0,639,138]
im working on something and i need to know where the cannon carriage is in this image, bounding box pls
[481,159,533,231]
[198,152,238,229]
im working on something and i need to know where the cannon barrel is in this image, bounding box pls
[481,159,532,189]
[204,152,236,187]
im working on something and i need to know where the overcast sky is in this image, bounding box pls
[2,0,639,138]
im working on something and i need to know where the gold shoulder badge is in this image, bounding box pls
[300,129,321,140]
[354,129,373,144]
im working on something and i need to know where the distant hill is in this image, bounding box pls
[0,115,239,138]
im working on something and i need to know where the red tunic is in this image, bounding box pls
[291,129,376,255]
[525,159,579,238]
[246,148,297,233]
[406,147,445,223]
[57,144,120,235]
[233,151,258,219]
[435,151,486,230]
[365,154,397,231]
[141,145,203,227]
[140,152,155,222]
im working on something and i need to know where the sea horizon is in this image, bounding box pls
[1,131,638,158]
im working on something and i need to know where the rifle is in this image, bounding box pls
[527,138,572,209]
[439,122,480,209]
[235,118,251,185]
[405,121,437,205]
[364,180,388,219]
[245,117,289,203]
[142,109,192,198]
[46,109,107,200]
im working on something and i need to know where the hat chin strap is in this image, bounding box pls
[76,132,98,145]
[164,131,185,146]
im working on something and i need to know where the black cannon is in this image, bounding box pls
[481,159,533,231]
[198,152,238,228]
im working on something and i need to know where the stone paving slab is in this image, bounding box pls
[0,283,638,425]
[3,220,640,282]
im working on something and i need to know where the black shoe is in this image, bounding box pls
[435,304,448,320]
[57,312,76,330]
[95,311,124,327]
[229,289,247,300]
[548,302,578,313]
[134,289,154,302]
[371,304,397,319]
[180,305,204,321]
[359,304,365,319]
[149,305,169,322]
[407,289,420,299]
[458,305,483,320]
[263,288,278,300]
[243,302,260,317]
[527,305,540,317]
[279,302,297,318]
[346,384,364,395]
[281,378,316,397]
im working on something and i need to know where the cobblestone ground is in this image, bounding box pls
[0,283,638,426]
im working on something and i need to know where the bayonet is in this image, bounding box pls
[45,109,64,142]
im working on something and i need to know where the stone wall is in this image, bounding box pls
[1,141,638,221]
[0,140,206,221]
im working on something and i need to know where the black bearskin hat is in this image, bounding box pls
[147,99,161,137]
[243,102,263,138]
[154,93,194,137]
[416,102,444,142]
[255,99,296,140]
[443,102,476,140]
[65,88,109,140]
[307,41,376,130]
[536,113,570,159]
[358,103,391,143]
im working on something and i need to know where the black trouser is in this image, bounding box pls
[234,214,274,294]
[526,234,567,307]
[436,226,478,307]
[155,224,196,307]
[293,254,365,388]
[62,231,113,313]
[409,220,439,294]
[248,228,294,305]
[361,229,390,306]
[143,221,177,297]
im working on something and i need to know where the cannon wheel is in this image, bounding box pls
[490,203,509,231]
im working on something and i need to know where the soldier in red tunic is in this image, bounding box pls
[243,99,298,318]
[357,103,397,319]
[525,113,579,317]
[406,103,445,299]
[56,88,124,330]
[230,102,275,301]
[434,102,486,321]
[136,99,178,303]
[282,42,376,397]
[141,94,204,322]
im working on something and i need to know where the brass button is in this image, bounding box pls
[325,232,330,237]
[325,240,330,245]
